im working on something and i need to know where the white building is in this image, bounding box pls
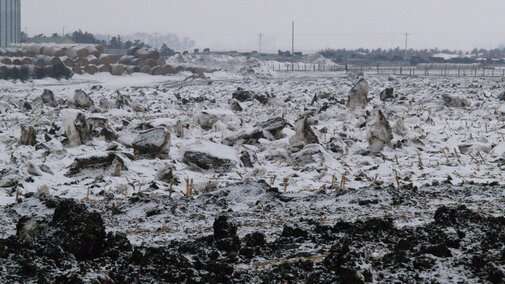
[0,0,21,47]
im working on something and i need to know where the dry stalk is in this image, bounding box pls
[168,178,174,198]
[282,177,289,193]
[393,169,400,188]
[270,175,277,186]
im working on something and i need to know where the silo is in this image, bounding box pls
[0,0,21,47]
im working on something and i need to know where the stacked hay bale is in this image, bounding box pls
[0,44,198,78]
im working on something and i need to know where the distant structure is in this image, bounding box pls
[0,0,21,47]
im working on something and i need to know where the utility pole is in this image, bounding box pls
[154,33,159,49]
[291,21,295,54]
[404,32,409,62]
[291,21,295,71]
[258,33,263,53]
[62,26,66,37]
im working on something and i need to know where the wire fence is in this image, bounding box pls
[269,63,505,78]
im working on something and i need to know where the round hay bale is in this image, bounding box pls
[162,64,175,74]
[85,64,99,75]
[175,66,185,73]
[156,58,166,66]
[1,57,12,65]
[22,58,33,65]
[95,45,105,54]
[74,47,89,58]
[148,49,160,60]
[130,58,141,66]
[65,47,78,59]
[98,64,111,73]
[150,66,163,76]
[110,64,125,76]
[86,55,99,65]
[98,54,119,65]
[28,45,43,55]
[140,66,151,74]
[119,55,134,65]
[143,58,156,68]
[86,46,100,57]
[72,66,84,75]
[12,58,23,65]
[5,49,22,57]
[126,66,137,74]
[60,56,75,67]
[74,57,89,67]
[135,48,151,59]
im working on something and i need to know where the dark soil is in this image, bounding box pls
[0,191,504,283]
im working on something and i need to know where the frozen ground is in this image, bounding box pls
[0,55,505,283]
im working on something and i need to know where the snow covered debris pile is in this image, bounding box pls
[347,78,369,109]
[367,110,393,153]
[61,109,91,146]
[132,128,171,158]
[182,141,238,173]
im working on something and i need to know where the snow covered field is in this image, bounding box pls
[1,55,505,283]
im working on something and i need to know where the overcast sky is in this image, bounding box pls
[23,0,505,52]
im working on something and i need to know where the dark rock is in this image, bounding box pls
[379,87,394,101]
[232,88,254,102]
[183,147,236,173]
[41,89,58,107]
[229,99,243,112]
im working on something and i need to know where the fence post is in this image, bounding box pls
[377,66,379,75]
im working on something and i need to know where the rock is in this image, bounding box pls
[65,152,129,177]
[223,128,264,146]
[0,167,20,187]
[39,164,54,175]
[156,164,175,183]
[99,98,110,109]
[367,110,393,153]
[19,100,32,112]
[19,125,37,146]
[498,91,505,101]
[289,117,319,146]
[254,94,269,104]
[380,87,394,101]
[292,144,326,165]
[73,89,94,108]
[182,141,238,173]
[240,150,256,168]
[232,88,254,102]
[193,109,241,131]
[132,128,170,158]
[41,89,57,107]
[347,78,369,109]
[61,109,91,146]
[132,103,145,113]
[223,117,287,146]
[443,95,470,108]
[229,99,243,112]
[255,117,287,139]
